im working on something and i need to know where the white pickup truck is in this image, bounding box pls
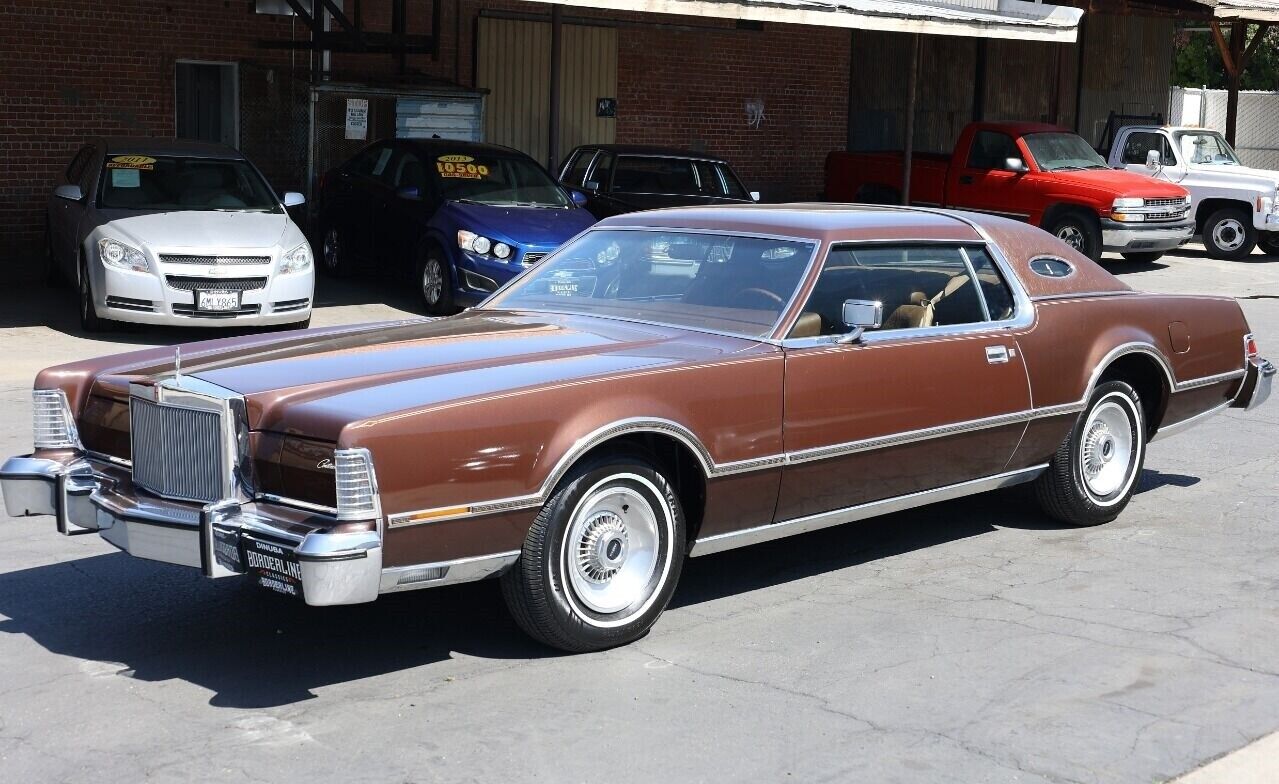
[1107,125,1279,260]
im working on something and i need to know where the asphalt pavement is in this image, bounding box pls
[1,246,1277,783]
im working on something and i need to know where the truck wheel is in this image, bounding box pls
[1120,252,1163,263]
[1258,231,1279,257]
[1202,207,1257,260]
[1033,380,1146,527]
[1046,211,1101,262]
[501,452,686,652]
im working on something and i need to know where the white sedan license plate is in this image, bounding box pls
[197,290,240,312]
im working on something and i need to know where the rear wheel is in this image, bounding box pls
[1033,380,1146,527]
[501,453,685,652]
[1202,207,1257,260]
[320,224,353,277]
[1120,252,1164,263]
[1046,210,1102,262]
[1258,231,1279,257]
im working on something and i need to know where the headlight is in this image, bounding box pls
[1271,187,1279,214]
[1113,197,1144,210]
[1112,212,1145,223]
[97,238,149,273]
[279,242,312,274]
[493,242,512,260]
[32,388,79,450]
[334,448,380,522]
[457,229,511,260]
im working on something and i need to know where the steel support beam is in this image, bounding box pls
[902,33,920,205]
[549,4,564,173]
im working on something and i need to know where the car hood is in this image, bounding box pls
[96,210,294,250]
[442,201,596,247]
[93,311,758,442]
[1184,163,1279,191]
[1044,169,1189,199]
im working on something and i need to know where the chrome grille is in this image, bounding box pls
[1144,197,1187,208]
[1144,211,1187,222]
[130,397,225,503]
[166,276,267,292]
[160,255,270,265]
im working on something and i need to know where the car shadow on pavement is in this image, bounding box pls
[1101,258,1170,274]
[0,469,1198,707]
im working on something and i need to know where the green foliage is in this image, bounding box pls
[1172,25,1279,90]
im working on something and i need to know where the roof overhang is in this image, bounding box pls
[1208,0,1279,22]
[519,0,1083,42]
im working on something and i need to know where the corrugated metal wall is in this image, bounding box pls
[476,17,616,164]
[1076,13,1175,147]
[847,12,1169,155]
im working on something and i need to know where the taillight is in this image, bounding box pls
[1246,333,1259,359]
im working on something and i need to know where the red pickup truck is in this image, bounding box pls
[825,121,1195,262]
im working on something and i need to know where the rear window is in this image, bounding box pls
[97,155,280,212]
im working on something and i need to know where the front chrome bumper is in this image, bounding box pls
[1101,218,1195,253]
[1232,356,1275,412]
[0,455,381,606]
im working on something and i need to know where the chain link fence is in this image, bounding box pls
[1170,86,1279,170]
[240,62,310,196]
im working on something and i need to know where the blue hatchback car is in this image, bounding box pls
[319,139,597,314]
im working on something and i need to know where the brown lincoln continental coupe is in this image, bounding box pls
[2,205,1272,651]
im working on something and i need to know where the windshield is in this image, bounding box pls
[484,229,817,338]
[432,152,569,207]
[1176,132,1242,166]
[1022,133,1109,172]
[97,155,281,212]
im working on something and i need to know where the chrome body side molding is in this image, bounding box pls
[689,464,1049,557]
[379,551,521,593]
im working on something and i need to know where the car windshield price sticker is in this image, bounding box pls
[106,155,155,171]
[111,168,141,188]
[437,154,490,179]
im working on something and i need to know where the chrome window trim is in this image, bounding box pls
[779,236,1035,348]
[482,225,824,344]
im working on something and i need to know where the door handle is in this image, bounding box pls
[959,175,974,185]
[985,345,1013,364]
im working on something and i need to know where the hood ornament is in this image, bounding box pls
[174,346,182,381]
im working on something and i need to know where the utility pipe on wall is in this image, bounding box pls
[549,4,564,173]
[902,33,920,205]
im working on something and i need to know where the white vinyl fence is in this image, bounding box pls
[1170,86,1279,170]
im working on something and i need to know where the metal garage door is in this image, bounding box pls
[396,97,483,141]
[477,17,617,164]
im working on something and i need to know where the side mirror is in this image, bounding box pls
[282,191,306,207]
[1145,149,1161,170]
[396,185,421,201]
[54,184,83,202]
[569,189,589,207]
[750,191,761,202]
[584,180,601,192]
[836,299,883,344]
[1004,158,1028,174]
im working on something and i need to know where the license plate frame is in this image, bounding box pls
[197,290,241,312]
[242,537,303,598]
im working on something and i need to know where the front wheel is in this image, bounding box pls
[1202,207,1257,260]
[1033,380,1146,527]
[1046,211,1102,262]
[501,453,686,652]
[320,224,353,277]
[1258,231,1279,257]
[416,247,455,316]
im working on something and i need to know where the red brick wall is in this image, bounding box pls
[0,0,848,269]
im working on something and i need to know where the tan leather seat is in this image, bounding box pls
[790,312,823,338]
[882,275,971,331]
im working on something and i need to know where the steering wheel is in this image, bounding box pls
[731,287,784,309]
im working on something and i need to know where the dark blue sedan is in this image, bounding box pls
[319,139,597,314]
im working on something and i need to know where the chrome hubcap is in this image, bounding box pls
[1080,399,1135,500]
[1056,225,1085,250]
[1212,218,1246,252]
[421,258,443,304]
[323,228,339,269]
[565,483,662,616]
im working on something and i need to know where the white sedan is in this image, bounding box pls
[46,138,314,331]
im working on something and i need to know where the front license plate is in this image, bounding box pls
[197,290,240,312]
[243,538,303,598]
